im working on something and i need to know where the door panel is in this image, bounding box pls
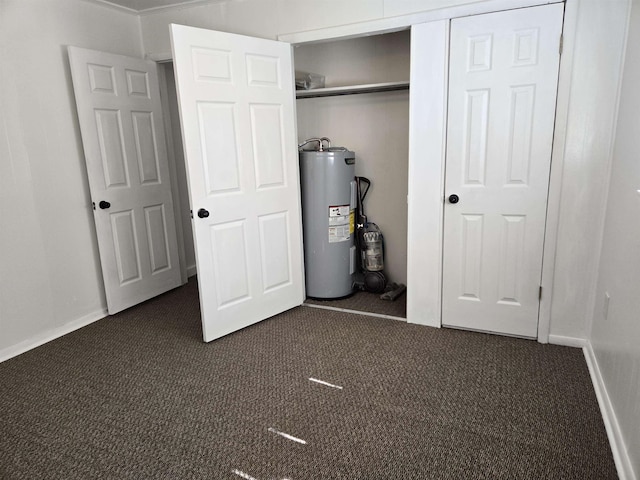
[463,89,489,185]
[497,215,526,305]
[259,212,292,292]
[69,47,182,314]
[442,4,563,338]
[132,112,161,184]
[170,25,304,342]
[144,204,172,273]
[460,213,483,301]
[95,109,129,187]
[199,103,241,193]
[111,210,141,285]
[251,105,287,189]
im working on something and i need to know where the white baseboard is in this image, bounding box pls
[583,342,637,480]
[0,309,107,363]
[548,334,587,347]
[187,264,197,278]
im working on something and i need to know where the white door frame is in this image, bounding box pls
[277,0,577,343]
[148,0,577,343]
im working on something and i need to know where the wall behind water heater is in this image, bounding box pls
[295,32,410,284]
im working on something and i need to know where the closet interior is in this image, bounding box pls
[294,30,411,320]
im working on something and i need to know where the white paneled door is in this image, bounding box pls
[170,25,304,342]
[68,47,182,314]
[442,4,563,337]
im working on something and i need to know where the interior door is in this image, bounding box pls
[68,47,182,314]
[170,25,305,342]
[442,4,563,338]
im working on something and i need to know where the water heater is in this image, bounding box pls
[299,140,356,299]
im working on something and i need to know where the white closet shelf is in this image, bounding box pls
[295,81,409,98]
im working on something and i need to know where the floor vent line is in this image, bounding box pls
[302,302,406,321]
[267,427,307,444]
[232,469,257,480]
[308,377,343,389]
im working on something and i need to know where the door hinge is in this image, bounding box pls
[559,34,563,55]
[539,286,543,300]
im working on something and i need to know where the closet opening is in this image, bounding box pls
[293,30,411,320]
[158,30,412,321]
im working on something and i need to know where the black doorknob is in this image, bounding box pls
[197,208,210,218]
[448,194,459,204]
[99,200,111,209]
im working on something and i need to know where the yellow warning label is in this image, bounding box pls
[349,209,355,234]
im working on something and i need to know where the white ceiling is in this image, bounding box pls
[100,0,205,12]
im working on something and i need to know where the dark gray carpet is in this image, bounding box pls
[0,279,616,479]
[305,290,406,318]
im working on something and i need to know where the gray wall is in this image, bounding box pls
[589,0,640,471]
[0,0,143,357]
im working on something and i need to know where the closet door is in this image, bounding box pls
[442,4,563,337]
[170,25,304,342]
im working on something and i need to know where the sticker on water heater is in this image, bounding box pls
[328,225,350,243]
[328,205,350,227]
[329,205,350,217]
[329,216,349,226]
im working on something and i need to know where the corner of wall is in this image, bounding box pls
[136,13,146,58]
[546,0,632,341]
[0,309,107,364]
[582,0,634,343]
[583,342,638,480]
